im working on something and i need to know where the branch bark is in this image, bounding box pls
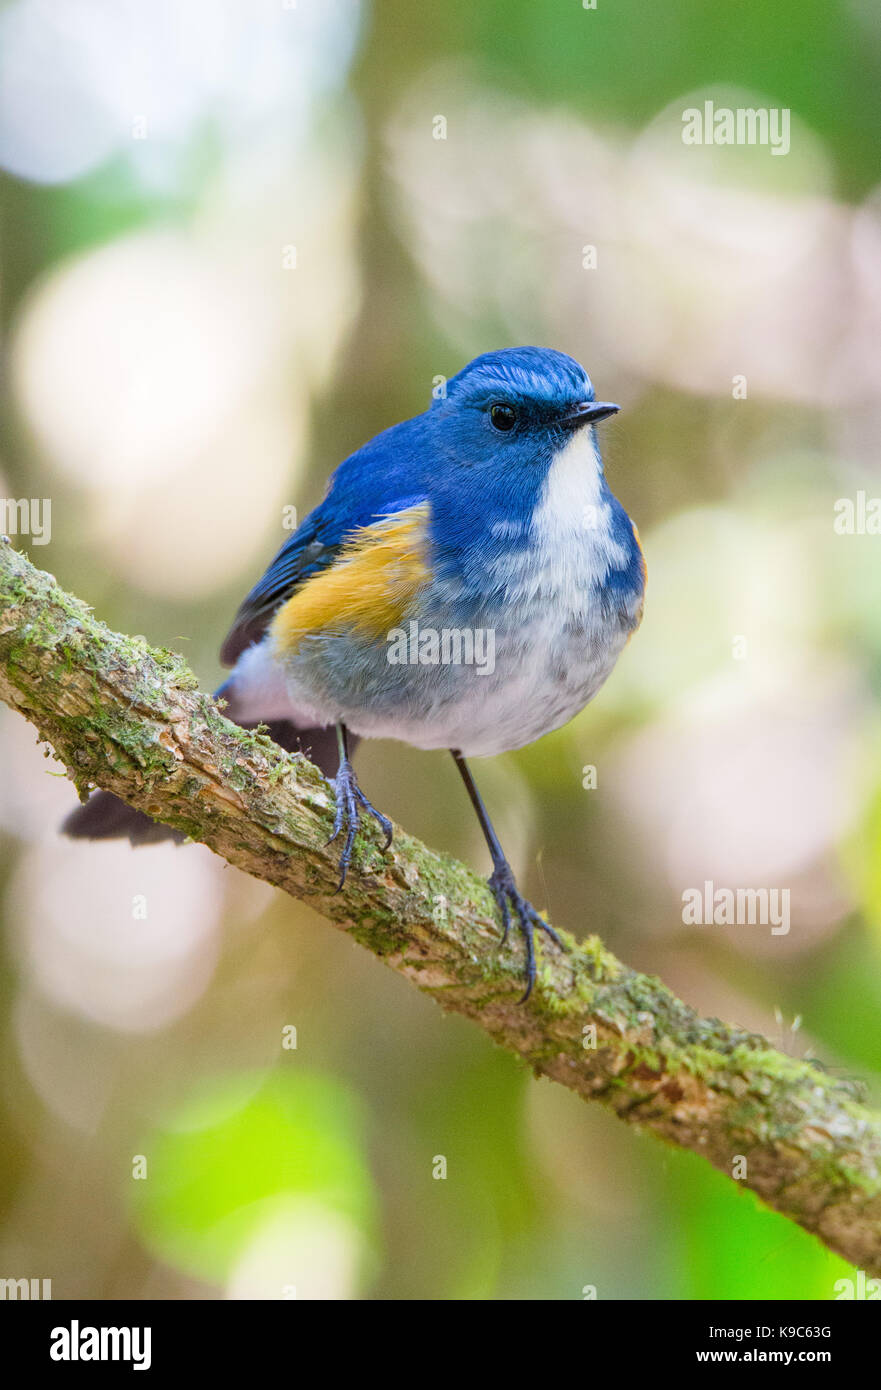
[1,536,880,1274]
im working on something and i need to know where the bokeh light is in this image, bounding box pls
[1,0,880,1302]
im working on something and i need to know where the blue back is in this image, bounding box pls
[221,347,641,662]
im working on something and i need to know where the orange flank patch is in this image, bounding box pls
[631,520,647,587]
[270,503,432,657]
[627,520,647,638]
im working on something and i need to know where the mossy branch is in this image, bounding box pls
[1,538,880,1274]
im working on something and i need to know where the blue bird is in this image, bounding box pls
[65,346,646,999]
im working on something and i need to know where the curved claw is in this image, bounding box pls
[488,868,512,946]
[353,786,393,850]
[488,864,566,1001]
[518,928,536,1005]
[328,759,392,891]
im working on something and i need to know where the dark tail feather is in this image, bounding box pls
[62,793,188,845]
[62,717,348,845]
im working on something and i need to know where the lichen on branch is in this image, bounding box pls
[1,537,880,1274]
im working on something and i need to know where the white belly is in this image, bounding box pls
[341,608,631,756]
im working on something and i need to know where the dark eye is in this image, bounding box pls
[490,402,517,432]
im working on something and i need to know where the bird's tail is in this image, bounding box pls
[62,711,343,846]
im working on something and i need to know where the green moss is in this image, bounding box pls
[7,541,881,1253]
[346,910,407,957]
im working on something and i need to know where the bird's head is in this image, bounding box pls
[428,347,619,479]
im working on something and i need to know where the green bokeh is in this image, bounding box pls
[132,1072,378,1287]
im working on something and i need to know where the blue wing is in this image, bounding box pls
[219,418,431,665]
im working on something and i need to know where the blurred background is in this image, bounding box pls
[1,0,880,1300]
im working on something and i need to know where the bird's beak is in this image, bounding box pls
[562,401,620,429]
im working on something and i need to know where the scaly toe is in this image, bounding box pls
[487,867,566,1001]
[328,760,392,891]
[353,786,394,850]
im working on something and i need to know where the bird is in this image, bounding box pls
[64,346,646,999]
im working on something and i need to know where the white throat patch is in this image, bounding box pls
[535,425,605,541]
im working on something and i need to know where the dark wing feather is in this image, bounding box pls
[219,474,432,666]
[221,408,436,665]
[220,396,447,667]
[219,518,340,665]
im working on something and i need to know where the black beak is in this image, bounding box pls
[561,400,620,429]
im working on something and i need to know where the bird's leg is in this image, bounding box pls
[451,749,565,1001]
[328,723,393,891]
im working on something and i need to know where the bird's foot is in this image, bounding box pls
[327,758,393,892]
[488,860,565,1003]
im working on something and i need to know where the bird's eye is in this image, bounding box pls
[490,402,517,432]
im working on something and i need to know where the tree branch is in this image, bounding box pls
[2,536,880,1273]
